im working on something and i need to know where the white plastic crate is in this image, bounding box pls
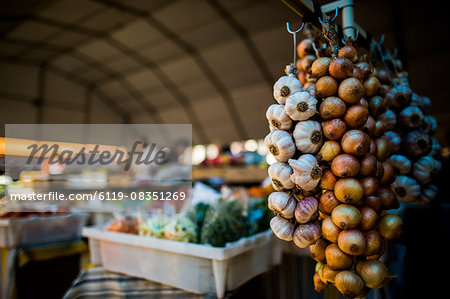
[82,227,282,298]
[0,213,88,248]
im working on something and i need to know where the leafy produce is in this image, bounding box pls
[163,215,197,243]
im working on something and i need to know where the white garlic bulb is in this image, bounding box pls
[391,175,421,203]
[288,154,322,191]
[378,109,397,130]
[293,120,323,154]
[268,191,296,219]
[285,91,318,121]
[388,155,412,174]
[264,130,296,162]
[412,156,442,184]
[266,104,293,131]
[273,75,303,104]
[268,162,295,190]
[382,131,402,153]
[270,215,294,241]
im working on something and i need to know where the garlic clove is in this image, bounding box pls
[266,104,293,131]
[268,191,296,219]
[268,162,295,191]
[293,120,324,154]
[270,215,294,241]
[264,130,296,162]
[289,154,322,191]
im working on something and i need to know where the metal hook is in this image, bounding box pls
[286,22,305,66]
[312,41,320,57]
[286,22,304,34]
[331,7,339,22]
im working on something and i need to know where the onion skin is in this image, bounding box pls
[298,70,307,85]
[325,243,352,270]
[331,204,361,229]
[322,216,341,243]
[329,58,354,80]
[338,229,366,255]
[368,96,386,117]
[357,62,372,79]
[363,76,381,97]
[319,191,340,214]
[379,186,400,210]
[338,78,364,104]
[352,66,363,81]
[373,120,386,138]
[378,214,403,240]
[297,39,314,58]
[320,97,346,120]
[359,154,377,176]
[356,260,394,288]
[323,119,347,140]
[316,76,338,98]
[365,196,381,212]
[376,138,390,161]
[366,235,385,260]
[338,45,358,62]
[380,161,395,185]
[334,178,364,204]
[341,130,370,156]
[317,141,341,162]
[310,238,328,263]
[361,116,375,136]
[322,265,340,284]
[359,206,378,230]
[368,139,378,155]
[334,270,366,298]
[361,176,379,196]
[331,154,360,177]
[314,272,328,292]
[320,169,338,190]
[312,57,332,78]
[364,230,383,256]
[344,104,369,128]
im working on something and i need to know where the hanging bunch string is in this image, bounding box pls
[319,7,340,58]
[374,35,395,85]
[286,22,304,74]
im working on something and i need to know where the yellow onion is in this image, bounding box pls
[323,119,347,140]
[319,96,346,120]
[322,265,340,284]
[314,272,328,292]
[322,216,341,243]
[378,214,402,240]
[334,178,364,204]
[368,139,377,155]
[352,66,364,81]
[376,138,390,161]
[317,141,341,162]
[293,221,321,248]
[311,57,332,78]
[331,154,360,177]
[316,76,338,98]
[344,104,369,129]
[356,260,395,288]
[334,270,366,298]
[363,76,381,97]
[361,116,375,136]
[378,186,400,210]
[365,196,381,212]
[356,62,372,79]
[319,191,340,214]
[373,120,386,137]
[368,96,386,117]
[338,45,358,62]
[298,70,307,85]
[331,204,361,229]
[359,206,378,230]
[380,161,395,185]
[376,68,390,84]
[338,77,364,104]
[299,55,316,73]
[325,243,352,270]
[297,39,314,58]
[341,130,370,156]
[359,154,377,176]
[310,238,328,263]
[360,176,379,196]
[329,57,354,80]
[337,229,366,255]
[364,230,384,256]
[320,169,338,190]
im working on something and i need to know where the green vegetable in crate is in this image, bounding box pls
[186,202,211,243]
[246,197,273,236]
[164,215,197,243]
[201,200,246,247]
[139,215,166,238]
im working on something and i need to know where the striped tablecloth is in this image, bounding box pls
[63,268,215,299]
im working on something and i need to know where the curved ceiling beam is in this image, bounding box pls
[16,14,209,143]
[92,0,249,141]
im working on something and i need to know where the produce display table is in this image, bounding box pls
[63,267,207,299]
[0,239,87,299]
